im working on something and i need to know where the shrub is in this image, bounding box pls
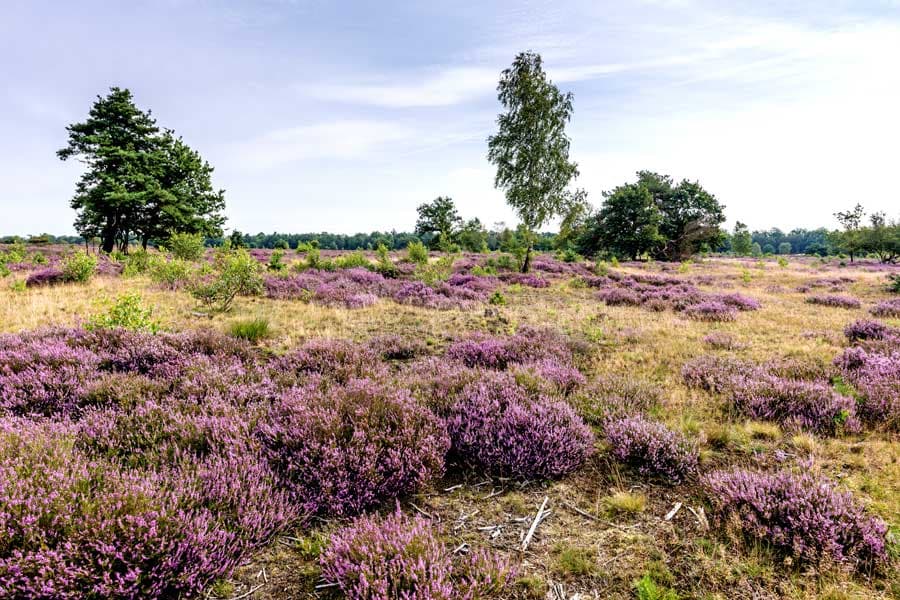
[25,266,67,287]
[844,319,896,342]
[604,416,698,484]
[681,355,753,392]
[61,252,97,283]
[489,290,506,305]
[267,248,287,271]
[443,372,594,479]
[416,255,455,285]
[320,508,514,600]
[228,317,271,343]
[86,293,160,333]
[8,279,26,292]
[334,251,371,270]
[0,422,240,598]
[121,248,153,276]
[149,257,194,290]
[870,298,900,318]
[729,375,859,435]
[406,240,429,264]
[257,379,449,516]
[887,273,900,294]
[166,232,206,261]
[705,469,889,569]
[635,574,680,600]
[805,294,861,309]
[374,243,399,278]
[834,346,900,429]
[192,249,263,312]
[684,301,737,322]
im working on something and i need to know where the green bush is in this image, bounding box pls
[149,258,193,289]
[406,240,429,264]
[334,251,371,270]
[888,274,900,294]
[374,243,399,278]
[61,252,97,283]
[8,279,25,292]
[273,238,289,250]
[489,291,506,305]
[268,249,287,271]
[86,293,160,333]
[0,263,9,278]
[122,249,153,276]
[634,575,679,600]
[29,252,48,265]
[471,264,496,276]
[228,317,271,343]
[415,255,455,285]
[191,249,263,312]
[166,232,206,261]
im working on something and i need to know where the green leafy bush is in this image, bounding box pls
[86,293,160,333]
[150,258,194,289]
[122,249,153,276]
[334,251,371,270]
[888,274,900,294]
[192,249,263,312]
[634,575,680,600]
[61,252,97,283]
[166,232,206,261]
[374,243,399,278]
[8,279,26,292]
[268,249,287,271]
[406,240,428,264]
[489,291,506,305]
[415,255,455,285]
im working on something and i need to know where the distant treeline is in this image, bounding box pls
[0,228,832,255]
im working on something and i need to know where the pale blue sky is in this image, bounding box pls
[2,0,899,235]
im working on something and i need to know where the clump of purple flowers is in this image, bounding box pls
[806,294,861,309]
[684,300,738,322]
[705,469,889,570]
[25,266,67,287]
[844,319,899,342]
[320,508,514,600]
[834,346,900,430]
[682,355,755,392]
[870,298,900,318]
[257,379,449,517]
[604,415,698,484]
[443,372,594,479]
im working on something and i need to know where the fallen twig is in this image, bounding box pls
[521,496,549,552]
[227,583,265,600]
[665,502,683,521]
[410,503,432,519]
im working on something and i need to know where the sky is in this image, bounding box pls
[2,0,899,236]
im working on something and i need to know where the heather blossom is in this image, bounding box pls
[604,415,698,484]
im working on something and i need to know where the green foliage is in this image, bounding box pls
[166,232,206,261]
[0,263,9,278]
[778,242,792,255]
[122,249,153,276]
[29,252,48,265]
[634,575,680,600]
[58,87,225,253]
[86,293,160,333]
[415,255,455,285]
[267,249,287,271]
[374,243,399,277]
[334,251,371,270]
[488,51,581,272]
[457,218,489,252]
[415,196,462,249]
[731,222,753,256]
[406,240,429,264]
[887,273,900,294]
[149,257,193,289]
[227,317,271,343]
[8,279,26,292]
[229,230,246,248]
[750,242,762,257]
[61,252,97,283]
[552,543,596,577]
[556,246,580,263]
[273,238,289,250]
[489,290,506,305]
[777,256,788,268]
[583,183,662,260]
[471,264,497,276]
[192,249,263,313]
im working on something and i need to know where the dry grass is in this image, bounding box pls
[2,256,899,599]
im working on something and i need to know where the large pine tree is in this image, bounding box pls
[58,87,224,253]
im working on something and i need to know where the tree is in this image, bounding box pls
[414,197,461,249]
[778,242,792,255]
[860,212,900,263]
[731,222,753,256]
[833,203,866,262]
[58,87,225,254]
[554,189,591,251]
[457,218,489,252]
[488,51,581,272]
[635,172,725,260]
[579,184,662,260]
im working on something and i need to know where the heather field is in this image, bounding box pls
[1,245,900,599]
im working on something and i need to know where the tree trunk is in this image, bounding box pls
[100,231,115,254]
[521,244,532,273]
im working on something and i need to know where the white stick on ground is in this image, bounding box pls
[664,502,683,521]
[521,496,549,552]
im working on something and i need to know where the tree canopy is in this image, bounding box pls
[579,184,662,260]
[414,196,462,249]
[58,87,225,253]
[488,51,581,271]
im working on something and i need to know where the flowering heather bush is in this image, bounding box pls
[25,266,66,287]
[806,294,861,309]
[270,338,387,385]
[597,287,641,306]
[604,416,698,484]
[0,421,240,598]
[511,358,586,396]
[844,319,898,342]
[870,298,900,318]
[711,292,762,311]
[571,374,660,425]
[705,469,889,569]
[762,355,833,381]
[681,355,755,392]
[684,300,738,322]
[366,334,429,361]
[445,327,577,371]
[835,346,900,429]
[257,379,449,516]
[498,272,550,288]
[444,372,594,479]
[703,332,744,350]
[320,508,514,600]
